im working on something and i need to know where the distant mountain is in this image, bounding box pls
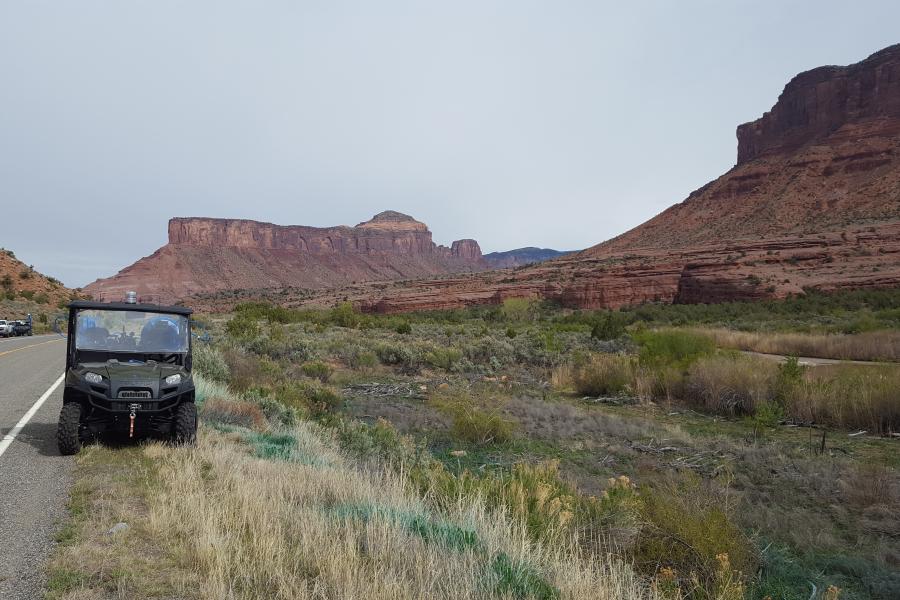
[483,248,574,269]
[84,212,488,304]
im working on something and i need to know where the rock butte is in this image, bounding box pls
[188,44,900,314]
[84,211,487,303]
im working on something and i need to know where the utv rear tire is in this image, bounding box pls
[173,402,197,445]
[57,403,84,456]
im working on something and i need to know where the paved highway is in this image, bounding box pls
[0,334,71,599]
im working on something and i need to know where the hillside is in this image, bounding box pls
[0,247,74,318]
[244,43,900,314]
[483,247,574,269]
[84,212,488,304]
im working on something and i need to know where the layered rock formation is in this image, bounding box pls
[85,212,487,303]
[234,44,900,314]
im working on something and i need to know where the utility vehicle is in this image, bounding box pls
[56,295,197,455]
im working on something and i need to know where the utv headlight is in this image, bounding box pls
[165,374,182,386]
[84,372,103,384]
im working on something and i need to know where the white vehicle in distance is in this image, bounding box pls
[0,320,15,337]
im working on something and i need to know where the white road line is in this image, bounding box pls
[0,374,65,459]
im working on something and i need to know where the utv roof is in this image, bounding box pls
[68,300,193,316]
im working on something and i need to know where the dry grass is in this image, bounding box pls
[685,355,776,415]
[158,429,656,599]
[786,364,900,434]
[693,328,900,362]
[48,386,661,599]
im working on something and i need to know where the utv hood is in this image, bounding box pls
[76,361,189,400]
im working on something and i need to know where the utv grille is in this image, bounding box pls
[118,390,151,399]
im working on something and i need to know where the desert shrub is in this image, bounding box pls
[685,355,776,415]
[193,344,230,382]
[774,355,806,402]
[0,274,12,289]
[424,347,463,371]
[19,290,34,300]
[635,477,756,593]
[33,292,50,304]
[395,320,412,335]
[256,395,300,427]
[634,329,715,369]
[329,302,362,328]
[375,342,422,374]
[334,417,426,467]
[463,335,515,369]
[573,354,634,396]
[246,335,312,362]
[19,269,31,279]
[225,316,260,340]
[275,380,342,418]
[222,348,280,391]
[591,311,627,340]
[301,360,334,383]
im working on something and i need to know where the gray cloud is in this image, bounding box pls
[1,1,898,286]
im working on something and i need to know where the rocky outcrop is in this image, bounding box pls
[203,45,900,314]
[737,44,900,164]
[85,212,487,303]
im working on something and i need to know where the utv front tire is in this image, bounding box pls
[173,402,197,445]
[57,403,84,456]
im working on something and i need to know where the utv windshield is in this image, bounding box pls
[74,309,189,353]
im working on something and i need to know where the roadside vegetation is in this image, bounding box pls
[49,288,900,599]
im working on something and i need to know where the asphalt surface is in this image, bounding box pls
[0,334,70,599]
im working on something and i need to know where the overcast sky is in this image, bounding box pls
[1,1,898,287]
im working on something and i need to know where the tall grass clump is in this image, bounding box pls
[573,354,634,397]
[693,328,900,362]
[685,355,776,415]
[785,365,900,434]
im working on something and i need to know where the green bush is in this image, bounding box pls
[375,342,422,374]
[395,320,412,335]
[225,316,260,340]
[500,297,538,322]
[424,347,463,371]
[33,292,50,305]
[193,344,230,382]
[329,302,362,328]
[634,329,715,369]
[19,290,35,300]
[590,311,627,340]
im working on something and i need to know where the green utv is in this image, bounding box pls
[57,294,197,455]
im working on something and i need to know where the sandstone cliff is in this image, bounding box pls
[84,212,487,303]
[243,44,900,314]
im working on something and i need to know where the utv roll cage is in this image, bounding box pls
[66,300,194,370]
